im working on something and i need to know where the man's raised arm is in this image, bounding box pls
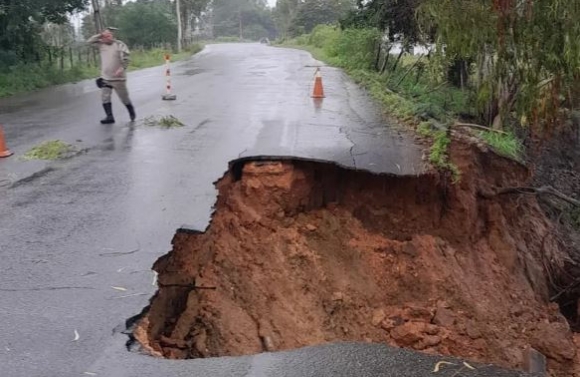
[86,34,102,45]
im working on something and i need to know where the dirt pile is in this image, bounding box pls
[134,143,580,376]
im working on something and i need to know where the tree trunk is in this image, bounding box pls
[380,46,392,75]
[239,10,243,40]
[374,42,381,71]
[391,49,404,72]
[60,48,65,71]
[184,8,192,48]
[176,0,183,52]
[447,59,470,88]
[415,64,425,85]
[91,0,104,33]
[394,54,425,88]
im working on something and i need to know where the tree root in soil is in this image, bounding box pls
[479,184,580,322]
[479,185,580,207]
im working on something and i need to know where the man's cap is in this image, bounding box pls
[106,26,119,31]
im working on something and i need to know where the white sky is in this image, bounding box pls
[267,0,277,7]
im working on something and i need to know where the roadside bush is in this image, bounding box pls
[130,45,202,69]
[0,64,97,97]
[331,28,381,70]
[308,25,340,50]
[0,45,204,98]
[215,36,241,43]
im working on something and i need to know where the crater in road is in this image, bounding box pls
[128,150,579,377]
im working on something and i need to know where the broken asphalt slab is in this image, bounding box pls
[87,338,540,377]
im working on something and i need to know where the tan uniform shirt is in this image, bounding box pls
[87,35,130,81]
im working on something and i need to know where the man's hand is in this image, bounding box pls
[115,67,124,77]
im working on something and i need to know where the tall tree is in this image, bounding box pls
[179,0,211,47]
[0,0,88,65]
[418,0,580,129]
[286,0,355,37]
[116,1,177,48]
[272,0,300,38]
[210,0,275,40]
[82,0,181,48]
[341,0,425,48]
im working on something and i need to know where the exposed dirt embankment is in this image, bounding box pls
[135,143,580,376]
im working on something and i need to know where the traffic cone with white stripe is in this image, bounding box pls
[0,125,13,158]
[311,68,325,99]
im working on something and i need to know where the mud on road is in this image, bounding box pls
[133,142,580,376]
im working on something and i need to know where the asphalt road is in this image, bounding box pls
[0,44,534,377]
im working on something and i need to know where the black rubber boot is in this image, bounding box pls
[100,103,115,124]
[126,104,136,122]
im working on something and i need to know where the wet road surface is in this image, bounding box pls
[0,44,533,377]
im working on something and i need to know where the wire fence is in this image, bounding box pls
[33,42,177,72]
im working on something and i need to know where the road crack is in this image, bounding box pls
[0,286,95,292]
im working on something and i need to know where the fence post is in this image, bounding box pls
[60,47,65,72]
[161,54,177,101]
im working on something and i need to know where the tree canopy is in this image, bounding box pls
[418,0,580,128]
[0,0,87,65]
[338,0,580,130]
[116,1,177,48]
[210,0,276,40]
[275,0,354,37]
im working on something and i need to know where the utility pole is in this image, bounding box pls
[238,9,243,40]
[91,0,104,33]
[176,0,183,52]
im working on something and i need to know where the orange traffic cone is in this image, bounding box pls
[311,68,325,99]
[0,125,13,158]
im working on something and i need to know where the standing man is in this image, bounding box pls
[87,27,136,124]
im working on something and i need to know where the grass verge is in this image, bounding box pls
[478,130,523,161]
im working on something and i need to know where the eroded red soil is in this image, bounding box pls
[135,142,580,376]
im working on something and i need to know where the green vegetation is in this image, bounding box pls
[4,0,578,174]
[278,25,467,175]
[144,115,186,129]
[215,36,247,43]
[478,131,523,162]
[129,44,203,70]
[0,65,96,99]
[210,0,276,41]
[429,130,459,181]
[0,0,275,98]
[273,0,354,39]
[0,44,203,98]
[417,122,434,138]
[0,0,208,98]
[276,0,580,175]
[280,25,470,125]
[22,140,79,161]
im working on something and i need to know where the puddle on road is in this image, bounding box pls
[180,68,206,76]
